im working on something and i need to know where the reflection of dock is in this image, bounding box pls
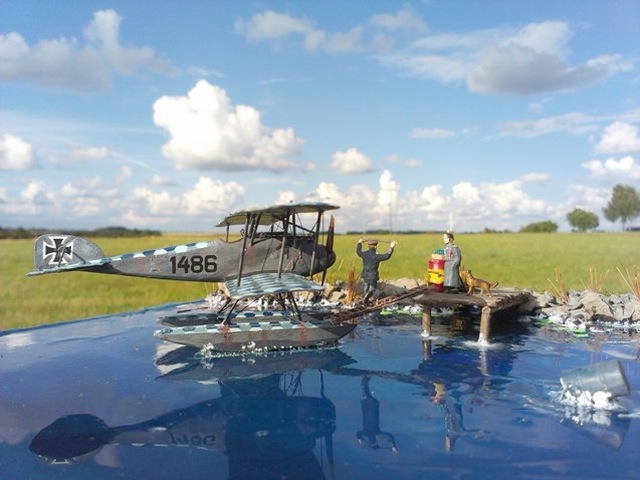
[413,288,532,342]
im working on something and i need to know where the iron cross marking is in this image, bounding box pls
[44,237,73,265]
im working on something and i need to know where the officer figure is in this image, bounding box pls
[356,238,396,304]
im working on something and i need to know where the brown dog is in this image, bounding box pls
[460,269,498,296]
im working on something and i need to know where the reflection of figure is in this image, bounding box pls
[430,382,465,452]
[414,341,523,453]
[443,232,462,293]
[356,377,397,452]
[356,238,396,304]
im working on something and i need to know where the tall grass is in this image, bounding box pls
[1,232,638,330]
[617,265,640,299]
[327,232,638,294]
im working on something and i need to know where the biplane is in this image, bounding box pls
[28,202,361,352]
[28,202,339,284]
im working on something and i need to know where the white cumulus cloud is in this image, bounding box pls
[582,156,640,180]
[520,172,550,183]
[595,121,640,153]
[236,7,428,54]
[181,177,246,216]
[129,176,246,221]
[468,45,617,95]
[0,133,37,170]
[498,112,596,137]
[369,7,427,33]
[379,20,629,96]
[452,181,481,206]
[153,80,306,172]
[235,11,328,51]
[377,169,399,210]
[0,9,173,92]
[19,180,54,213]
[330,147,374,174]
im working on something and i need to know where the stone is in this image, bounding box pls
[579,291,613,318]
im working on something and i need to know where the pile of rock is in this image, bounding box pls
[523,289,640,325]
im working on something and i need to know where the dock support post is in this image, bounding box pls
[421,307,432,338]
[479,306,491,343]
[421,339,432,360]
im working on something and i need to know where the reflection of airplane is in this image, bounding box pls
[154,344,356,381]
[30,350,346,478]
[28,202,338,284]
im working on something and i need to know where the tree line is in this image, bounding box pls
[521,184,640,233]
[0,226,162,240]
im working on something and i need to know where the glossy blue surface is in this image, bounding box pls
[1,305,639,479]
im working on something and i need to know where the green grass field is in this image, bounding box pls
[1,232,638,330]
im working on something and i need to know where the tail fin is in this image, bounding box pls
[29,234,107,276]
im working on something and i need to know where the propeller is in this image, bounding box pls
[325,215,335,255]
[320,216,335,285]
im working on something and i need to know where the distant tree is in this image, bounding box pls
[566,208,599,232]
[519,220,558,233]
[603,184,640,231]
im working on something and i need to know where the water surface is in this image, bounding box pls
[1,305,638,479]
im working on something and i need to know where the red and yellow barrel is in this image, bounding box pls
[427,251,445,292]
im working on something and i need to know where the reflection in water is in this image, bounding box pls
[356,377,397,452]
[561,411,630,449]
[415,339,509,452]
[22,315,637,479]
[154,345,355,383]
[30,348,355,479]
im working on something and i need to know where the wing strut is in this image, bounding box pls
[308,210,322,279]
[320,215,335,285]
[276,209,290,277]
[236,213,251,287]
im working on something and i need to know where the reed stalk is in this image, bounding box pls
[345,267,358,304]
[547,268,569,304]
[616,265,640,299]
[581,267,609,293]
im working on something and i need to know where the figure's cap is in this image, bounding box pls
[367,239,378,246]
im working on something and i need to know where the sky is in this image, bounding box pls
[1,0,639,234]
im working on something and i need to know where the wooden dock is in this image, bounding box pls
[412,288,532,342]
[328,284,533,342]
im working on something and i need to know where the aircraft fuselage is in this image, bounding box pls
[83,236,334,282]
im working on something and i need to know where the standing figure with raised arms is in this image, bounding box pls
[356,238,396,304]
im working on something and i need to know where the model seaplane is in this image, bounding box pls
[28,202,361,352]
[29,202,338,284]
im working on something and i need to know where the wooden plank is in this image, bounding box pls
[414,288,528,310]
[412,288,531,341]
